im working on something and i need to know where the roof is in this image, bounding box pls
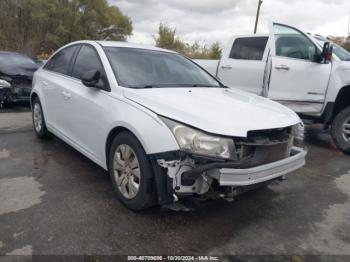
[65,40,177,54]
[230,34,268,39]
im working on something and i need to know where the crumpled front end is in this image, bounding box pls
[151,125,306,208]
[0,76,33,107]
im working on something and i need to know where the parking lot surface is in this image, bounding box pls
[1,110,350,257]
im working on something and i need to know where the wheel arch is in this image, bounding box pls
[30,92,39,108]
[332,85,350,120]
[105,125,147,169]
[323,85,350,127]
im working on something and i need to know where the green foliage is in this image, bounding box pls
[341,42,350,52]
[154,23,222,59]
[209,41,222,59]
[0,0,132,56]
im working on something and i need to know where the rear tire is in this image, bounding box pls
[331,106,350,155]
[31,97,51,139]
[108,131,156,210]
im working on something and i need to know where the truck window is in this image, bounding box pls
[229,37,268,60]
[274,24,317,62]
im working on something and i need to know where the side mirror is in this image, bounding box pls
[82,69,101,87]
[81,69,110,91]
[320,42,333,63]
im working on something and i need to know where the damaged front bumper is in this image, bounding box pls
[152,146,306,205]
[205,147,306,186]
[0,78,32,107]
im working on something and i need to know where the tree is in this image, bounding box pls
[343,42,350,52]
[209,41,222,59]
[154,23,222,59]
[154,23,186,53]
[0,0,132,56]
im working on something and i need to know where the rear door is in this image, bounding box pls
[217,36,268,94]
[266,22,332,114]
[41,45,79,133]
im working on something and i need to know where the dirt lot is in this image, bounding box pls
[0,109,350,258]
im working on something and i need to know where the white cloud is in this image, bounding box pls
[110,0,350,46]
[165,0,246,14]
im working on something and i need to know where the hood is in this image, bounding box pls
[123,87,300,137]
[0,63,40,80]
[337,61,350,69]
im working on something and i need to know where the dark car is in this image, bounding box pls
[0,51,42,108]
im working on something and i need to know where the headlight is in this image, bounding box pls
[292,122,305,148]
[0,79,11,89]
[160,116,234,159]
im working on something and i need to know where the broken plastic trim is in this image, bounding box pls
[182,147,304,181]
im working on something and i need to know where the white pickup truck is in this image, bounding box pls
[195,22,350,154]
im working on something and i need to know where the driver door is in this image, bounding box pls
[61,44,109,162]
[266,22,332,114]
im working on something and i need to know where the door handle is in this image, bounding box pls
[62,91,71,100]
[221,65,232,69]
[275,65,290,70]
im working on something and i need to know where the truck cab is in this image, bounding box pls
[195,22,350,154]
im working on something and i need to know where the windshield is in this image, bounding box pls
[314,36,350,61]
[0,53,36,67]
[104,47,221,88]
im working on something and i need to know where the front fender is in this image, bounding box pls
[104,99,180,165]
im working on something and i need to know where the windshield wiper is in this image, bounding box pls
[128,84,223,88]
[128,85,158,89]
[191,84,222,88]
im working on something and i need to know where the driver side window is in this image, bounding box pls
[274,24,318,62]
[72,45,104,80]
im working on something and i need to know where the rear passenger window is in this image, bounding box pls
[72,45,104,80]
[44,46,78,75]
[229,37,268,60]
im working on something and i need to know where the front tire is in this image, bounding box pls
[32,97,51,139]
[331,106,350,155]
[108,131,156,210]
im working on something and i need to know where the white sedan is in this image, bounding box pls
[31,41,306,210]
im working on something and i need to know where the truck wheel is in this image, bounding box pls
[108,131,156,210]
[32,97,51,139]
[331,106,350,155]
